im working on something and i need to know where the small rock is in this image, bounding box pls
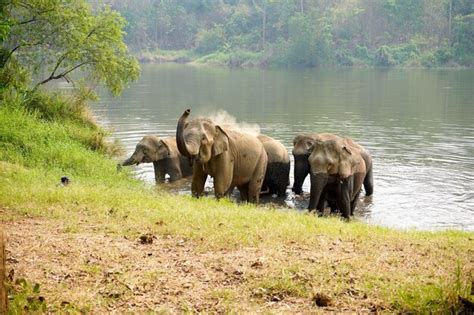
[138,233,155,244]
[251,260,263,269]
[313,292,333,307]
[60,176,70,186]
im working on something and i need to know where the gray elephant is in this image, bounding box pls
[292,133,373,198]
[176,109,267,203]
[257,134,290,197]
[307,138,372,219]
[122,136,192,182]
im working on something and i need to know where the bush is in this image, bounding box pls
[195,25,225,54]
[354,45,373,63]
[420,52,437,68]
[453,14,474,66]
[375,45,396,67]
[434,47,453,65]
[375,43,419,67]
[335,49,353,66]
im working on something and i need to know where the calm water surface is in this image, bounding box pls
[92,64,474,231]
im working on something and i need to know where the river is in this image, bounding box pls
[92,64,474,231]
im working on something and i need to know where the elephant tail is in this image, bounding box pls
[363,163,374,196]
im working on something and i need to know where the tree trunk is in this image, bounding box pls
[0,229,6,314]
[448,0,452,42]
[262,1,266,50]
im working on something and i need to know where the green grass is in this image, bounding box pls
[0,92,473,312]
[135,49,196,63]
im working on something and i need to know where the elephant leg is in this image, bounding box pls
[308,173,328,212]
[166,158,183,182]
[237,184,249,201]
[277,162,290,197]
[212,155,233,199]
[191,164,207,198]
[248,154,267,203]
[350,189,361,216]
[339,178,353,220]
[363,164,374,196]
[248,177,264,203]
[225,185,235,197]
[316,187,327,214]
[153,161,166,183]
[214,176,232,199]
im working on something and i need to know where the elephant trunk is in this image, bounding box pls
[292,155,310,194]
[122,156,136,166]
[308,173,328,211]
[176,109,193,158]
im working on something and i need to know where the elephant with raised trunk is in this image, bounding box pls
[307,138,371,219]
[122,136,193,182]
[257,134,290,197]
[292,133,373,198]
[176,109,267,203]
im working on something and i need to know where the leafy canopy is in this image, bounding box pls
[2,0,140,95]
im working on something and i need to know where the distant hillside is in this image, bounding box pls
[94,0,473,67]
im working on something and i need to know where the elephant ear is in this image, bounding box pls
[293,135,304,146]
[305,140,314,152]
[212,125,229,156]
[338,145,358,178]
[160,139,176,158]
[342,145,352,155]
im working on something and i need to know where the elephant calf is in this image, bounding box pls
[122,136,193,183]
[257,134,290,197]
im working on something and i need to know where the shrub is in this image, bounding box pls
[195,25,225,54]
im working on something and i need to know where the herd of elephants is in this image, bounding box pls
[121,109,374,219]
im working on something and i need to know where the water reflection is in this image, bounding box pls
[93,64,474,231]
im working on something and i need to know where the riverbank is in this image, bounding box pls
[135,49,471,69]
[0,96,473,313]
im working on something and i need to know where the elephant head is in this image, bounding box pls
[307,140,357,211]
[292,134,318,194]
[122,136,174,166]
[176,109,229,164]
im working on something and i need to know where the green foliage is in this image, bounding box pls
[195,25,225,54]
[7,278,47,314]
[0,92,122,178]
[383,0,423,32]
[453,13,474,66]
[375,43,419,67]
[2,0,140,95]
[105,0,473,68]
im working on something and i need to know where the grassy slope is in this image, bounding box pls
[0,102,473,313]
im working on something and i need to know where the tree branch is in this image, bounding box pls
[15,17,36,25]
[33,61,89,90]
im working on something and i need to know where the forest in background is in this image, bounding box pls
[93,0,473,67]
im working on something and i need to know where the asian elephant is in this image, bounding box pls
[257,134,290,197]
[122,136,193,182]
[307,138,371,219]
[176,109,267,203]
[292,133,373,198]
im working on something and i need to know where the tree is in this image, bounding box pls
[2,0,139,95]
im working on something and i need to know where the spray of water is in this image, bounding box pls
[201,110,261,135]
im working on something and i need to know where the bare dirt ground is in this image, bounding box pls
[3,217,393,313]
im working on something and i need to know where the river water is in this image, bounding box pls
[92,64,474,231]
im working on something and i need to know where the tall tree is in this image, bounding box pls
[2,0,140,95]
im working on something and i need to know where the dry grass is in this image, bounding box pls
[1,198,473,313]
